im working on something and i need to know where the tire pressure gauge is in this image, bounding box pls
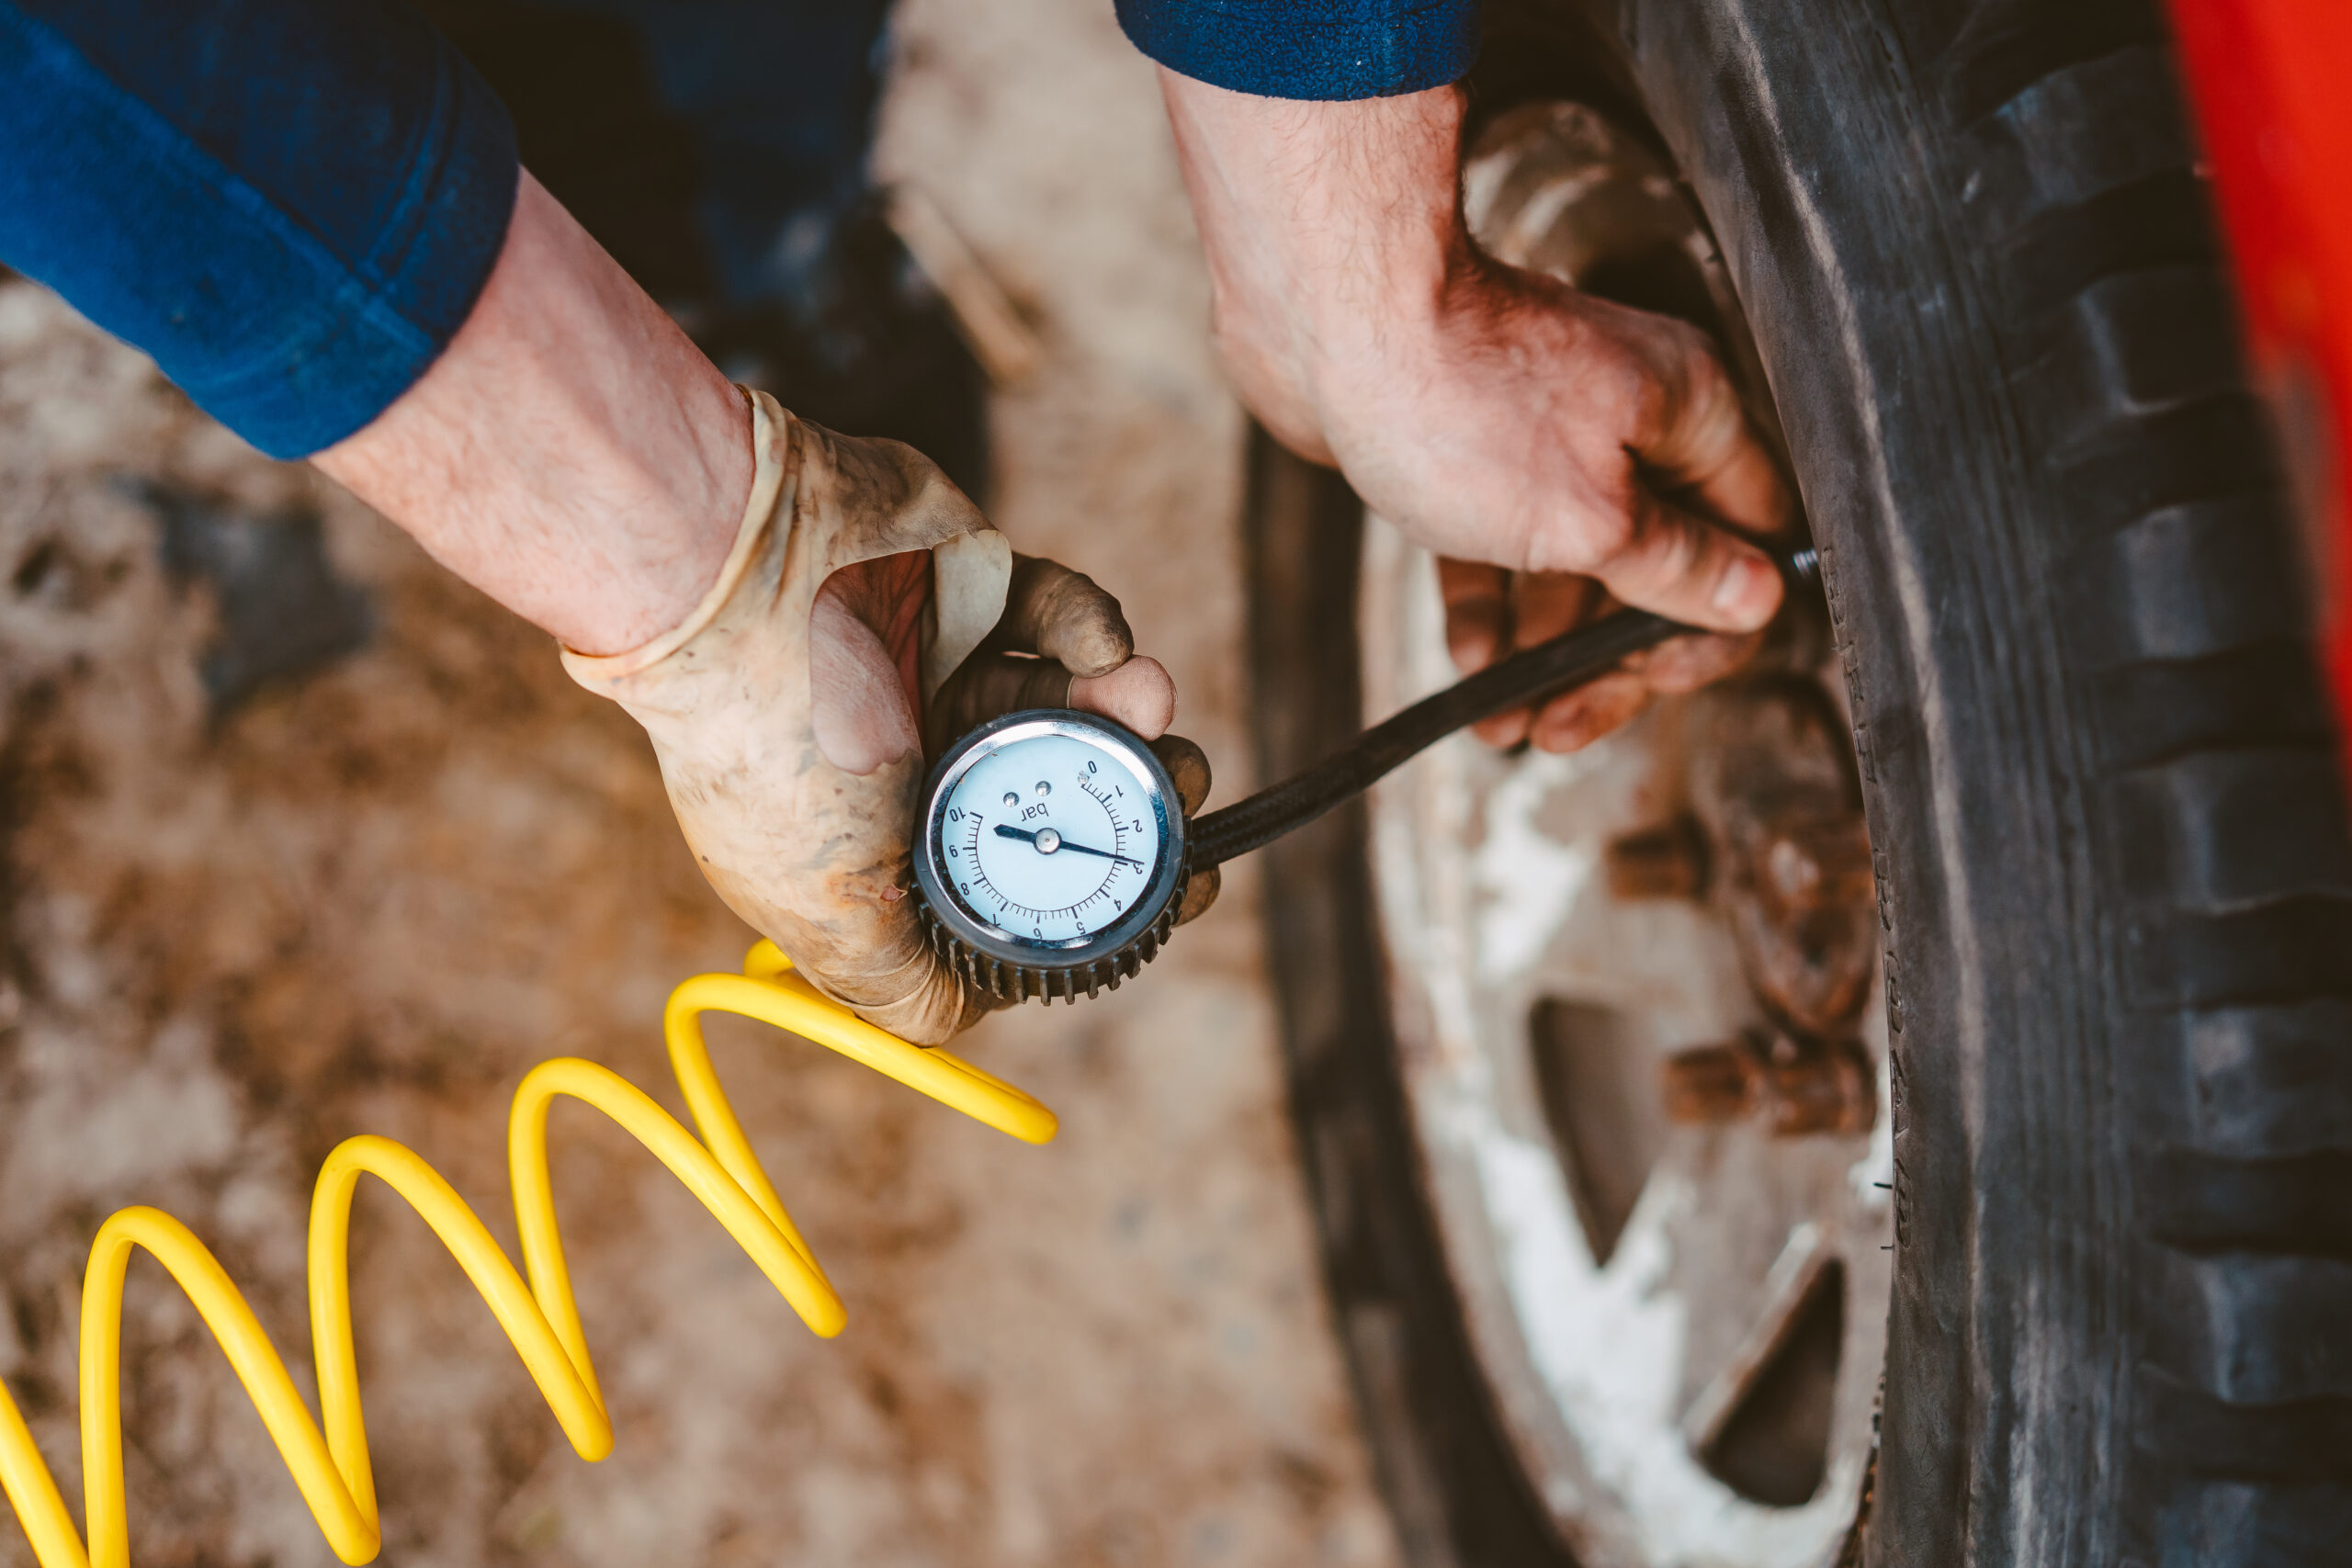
[911,709,1191,1005]
[910,548,1818,1011]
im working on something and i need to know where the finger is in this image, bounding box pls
[1635,338,1795,544]
[927,652,1078,748]
[1590,489,1783,634]
[1452,566,1609,748]
[1487,572,1610,744]
[928,648,1176,757]
[1153,728,1216,925]
[1687,436,1794,548]
[1512,569,1604,646]
[1441,558,1531,744]
[1174,862,1220,926]
[1526,671,1629,750]
[1530,669,1652,753]
[993,555,1135,677]
[1472,705,1533,748]
[1437,558,1513,674]
[1149,733,1213,815]
[1634,627,1763,695]
[1070,655,1174,739]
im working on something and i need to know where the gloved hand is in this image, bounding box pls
[564,389,1216,1043]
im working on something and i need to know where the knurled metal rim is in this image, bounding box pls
[914,865,1190,1005]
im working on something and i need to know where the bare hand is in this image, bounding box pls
[1160,73,1793,750]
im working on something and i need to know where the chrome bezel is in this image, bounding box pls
[912,709,1187,969]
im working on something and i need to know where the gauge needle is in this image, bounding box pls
[994,823,1144,867]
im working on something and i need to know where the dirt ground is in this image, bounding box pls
[0,4,1400,1564]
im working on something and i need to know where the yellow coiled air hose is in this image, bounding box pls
[0,942,1056,1568]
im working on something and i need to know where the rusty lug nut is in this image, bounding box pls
[1661,1035,1877,1137]
[1606,814,1710,900]
[1661,1041,1759,1124]
[1752,817,1874,919]
[1765,833,1825,908]
[1762,1037,1877,1136]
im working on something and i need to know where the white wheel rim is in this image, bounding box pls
[1358,518,1894,1568]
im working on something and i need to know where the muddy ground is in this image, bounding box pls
[0,3,1398,1563]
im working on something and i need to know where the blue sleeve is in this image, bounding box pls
[1115,0,1480,100]
[0,1,517,459]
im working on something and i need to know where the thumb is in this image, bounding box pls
[1630,328,1795,549]
[1599,328,1793,632]
[1589,488,1784,632]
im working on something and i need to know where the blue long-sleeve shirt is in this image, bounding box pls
[0,0,1478,459]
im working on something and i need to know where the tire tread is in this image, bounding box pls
[1937,0,2352,1531]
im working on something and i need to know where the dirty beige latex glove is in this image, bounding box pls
[928,556,1225,930]
[564,389,1212,1043]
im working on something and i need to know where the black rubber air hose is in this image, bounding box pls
[1186,547,1821,870]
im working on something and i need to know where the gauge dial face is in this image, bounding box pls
[916,712,1184,966]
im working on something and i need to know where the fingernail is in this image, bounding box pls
[1711,557,1778,628]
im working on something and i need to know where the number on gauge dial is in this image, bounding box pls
[936,733,1159,943]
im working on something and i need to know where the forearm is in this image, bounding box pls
[314,174,749,655]
[0,0,518,457]
[1159,71,1470,463]
[0,3,743,655]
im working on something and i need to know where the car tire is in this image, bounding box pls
[1243,2,2352,1563]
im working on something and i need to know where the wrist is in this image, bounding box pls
[316,173,752,656]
